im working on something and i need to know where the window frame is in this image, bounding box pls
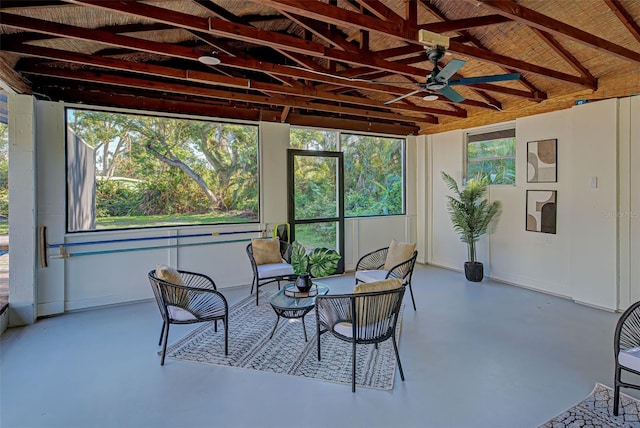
[64,105,261,233]
[290,126,406,219]
[464,124,516,186]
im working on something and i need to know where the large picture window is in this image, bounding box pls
[290,128,405,218]
[466,127,516,185]
[66,109,259,232]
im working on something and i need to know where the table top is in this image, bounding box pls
[270,282,329,311]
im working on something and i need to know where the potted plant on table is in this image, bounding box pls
[291,241,341,291]
[441,172,501,282]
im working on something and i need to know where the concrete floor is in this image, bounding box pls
[0,264,633,428]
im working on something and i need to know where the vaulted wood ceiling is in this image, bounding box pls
[1,0,639,135]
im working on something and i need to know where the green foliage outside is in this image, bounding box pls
[290,128,405,220]
[68,110,259,231]
[441,172,501,263]
[467,137,516,185]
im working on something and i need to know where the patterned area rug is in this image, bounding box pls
[162,290,403,390]
[539,383,640,427]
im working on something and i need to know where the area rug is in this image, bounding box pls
[162,289,404,390]
[539,383,640,427]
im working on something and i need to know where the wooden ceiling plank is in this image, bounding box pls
[530,28,596,84]
[192,0,242,23]
[473,0,640,65]
[420,14,511,32]
[603,0,640,45]
[20,65,437,124]
[1,1,65,8]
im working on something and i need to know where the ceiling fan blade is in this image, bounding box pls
[438,86,465,103]
[449,72,521,86]
[434,59,466,82]
[384,89,424,105]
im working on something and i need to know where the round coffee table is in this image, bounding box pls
[269,282,329,342]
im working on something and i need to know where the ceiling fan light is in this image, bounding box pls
[423,94,439,101]
[198,55,221,66]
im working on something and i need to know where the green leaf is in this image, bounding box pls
[307,247,341,278]
[291,241,308,275]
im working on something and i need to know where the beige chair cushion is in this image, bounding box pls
[352,278,402,326]
[353,278,402,294]
[251,238,283,265]
[155,264,185,286]
[383,240,416,270]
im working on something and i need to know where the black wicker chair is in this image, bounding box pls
[315,286,406,392]
[148,269,228,365]
[355,247,418,310]
[614,300,640,415]
[246,240,294,305]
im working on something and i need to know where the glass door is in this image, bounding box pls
[287,149,344,274]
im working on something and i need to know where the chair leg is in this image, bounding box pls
[392,333,405,381]
[224,316,229,356]
[614,367,621,416]
[255,284,260,306]
[158,321,166,346]
[352,339,357,393]
[161,323,170,366]
[301,316,308,342]
[408,282,417,311]
[317,330,322,361]
[214,320,218,332]
[250,277,255,295]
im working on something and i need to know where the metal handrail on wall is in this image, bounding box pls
[40,227,265,267]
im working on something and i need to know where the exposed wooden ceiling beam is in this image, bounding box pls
[419,0,545,102]
[603,0,640,45]
[530,28,596,84]
[19,65,438,124]
[252,0,597,88]
[351,0,405,25]
[286,112,420,135]
[62,1,430,79]
[6,43,459,118]
[448,41,596,89]
[281,12,360,52]
[420,14,511,32]
[472,0,640,65]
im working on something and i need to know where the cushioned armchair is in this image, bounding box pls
[247,238,295,305]
[355,240,418,310]
[148,266,228,366]
[315,279,406,392]
[614,300,640,415]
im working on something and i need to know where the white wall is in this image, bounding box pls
[427,98,635,311]
[24,102,415,319]
[8,95,37,325]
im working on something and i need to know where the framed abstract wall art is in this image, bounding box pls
[527,139,557,183]
[526,190,557,234]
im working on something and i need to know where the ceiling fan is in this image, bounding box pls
[381,30,521,105]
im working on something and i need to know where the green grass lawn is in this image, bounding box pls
[0,221,7,235]
[96,213,256,229]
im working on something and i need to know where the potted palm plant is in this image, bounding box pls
[441,172,501,282]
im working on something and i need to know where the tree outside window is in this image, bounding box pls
[66,109,259,232]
